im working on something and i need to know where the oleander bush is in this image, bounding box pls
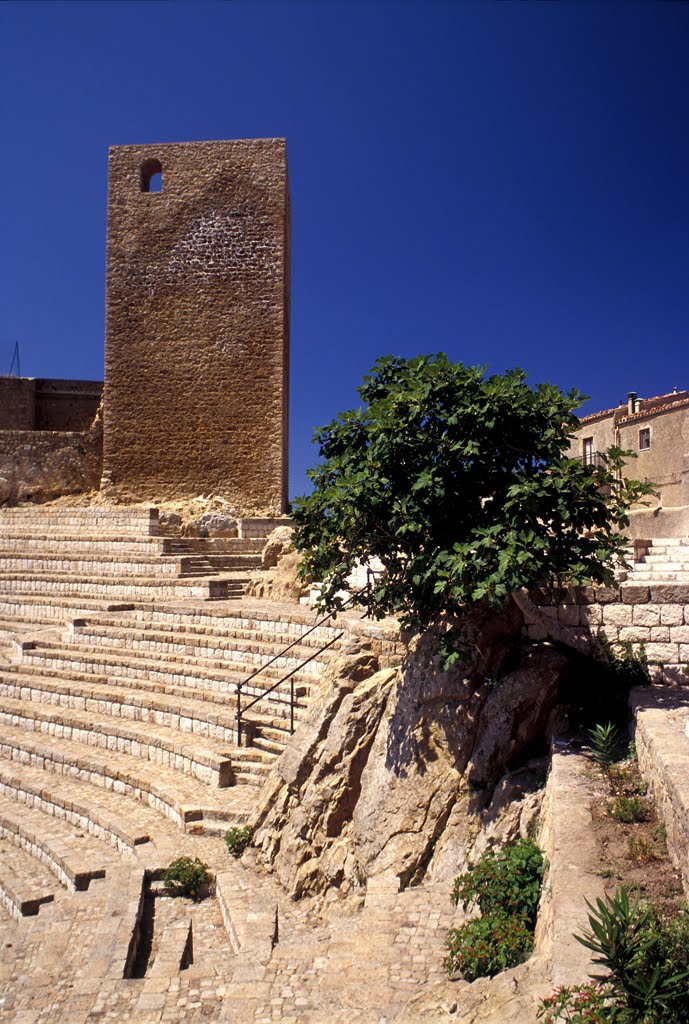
[445,911,533,982]
[451,836,544,927]
[539,887,689,1023]
[445,837,544,980]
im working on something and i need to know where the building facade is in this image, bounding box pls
[571,389,689,537]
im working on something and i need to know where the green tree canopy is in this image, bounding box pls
[292,355,652,658]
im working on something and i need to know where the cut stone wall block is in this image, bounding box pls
[602,605,634,626]
[632,606,661,626]
[621,585,651,605]
[644,643,680,664]
[618,626,653,644]
[557,606,580,627]
[651,585,689,605]
[660,607,685,626]
[579,605,603,626]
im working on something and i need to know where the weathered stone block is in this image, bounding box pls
[632,605,661,626]
[660,606,685,626]
[650,585,689,605]
[621,585,651,605]
[602,605,633,626]
[645,643,679,664]
[579,604,603,626]
[557,605,580,627]
[670,626,689,644]
[619,626,652,644]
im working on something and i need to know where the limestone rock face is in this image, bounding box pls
[245,548,307,604]
[261,525,294,569]
[396,956,550,1023]
[251,604,567,898]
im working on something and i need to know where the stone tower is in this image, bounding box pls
[103,139,290,514]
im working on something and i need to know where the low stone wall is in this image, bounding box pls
[0,422,102,505]
[632,687,689,898]
[535,746,603,988]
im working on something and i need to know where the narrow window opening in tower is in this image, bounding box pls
[141,158,163,193]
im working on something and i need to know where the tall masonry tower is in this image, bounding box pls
[103,139,290,515]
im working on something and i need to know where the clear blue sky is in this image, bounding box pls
[1,1,687,499]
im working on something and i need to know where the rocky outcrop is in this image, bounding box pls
[245,546,308,604]
[250,602,569,898]
[260,524,294,569]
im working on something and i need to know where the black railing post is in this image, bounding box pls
[290,677,294,735]
[236,682,242,746]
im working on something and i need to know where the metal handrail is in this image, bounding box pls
[234,594,356,746]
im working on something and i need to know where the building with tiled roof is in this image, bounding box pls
[570,388,689,538]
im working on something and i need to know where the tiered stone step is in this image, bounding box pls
[0,506,163,535]
[631,538,689,583]
[0,841,56,919]
[0,790,117,892]
[0,759,153,851]
[0,693,239,788]
[0,569,241,602]
[1,603,343,762]
[0,505,260,601]
[0,722,255,832]
[0,663,286,774]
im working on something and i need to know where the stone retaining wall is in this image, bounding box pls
[523,583,689,682]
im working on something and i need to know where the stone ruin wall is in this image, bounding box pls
[0,378,103,504]
[103,139,290,515]
[0,377,102,432]
[0,416,103,505]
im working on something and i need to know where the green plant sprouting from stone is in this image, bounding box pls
[162,856,211,901]
[225,825,253,859]
[589,722,620,770]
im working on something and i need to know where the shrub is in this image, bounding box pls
[445,911,533,981]
[609,795,649,824]
[627,836,656,865]
[446,838,545,981]
[605,640,651,689]
[538,982,627,1022]
[633,909,689,1023]
[162,856,211,900]
[451,837,544,928]
[225,825,252,859]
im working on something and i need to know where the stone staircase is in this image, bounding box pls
[629,537,689,583]
[0,505,265,612]
[0,503,480,1024]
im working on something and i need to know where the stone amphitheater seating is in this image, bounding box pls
[0,503,353,1002]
